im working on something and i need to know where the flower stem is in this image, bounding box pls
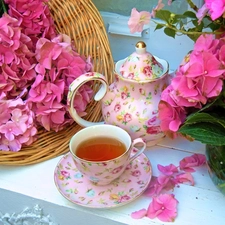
[186,0,198,12]
[154,21,222,36]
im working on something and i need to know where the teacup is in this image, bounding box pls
[69,124,146,185]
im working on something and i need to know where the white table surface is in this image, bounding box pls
[0,136,224,225]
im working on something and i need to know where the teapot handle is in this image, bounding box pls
[67,72,108,127]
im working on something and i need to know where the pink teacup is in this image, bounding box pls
[69,124,146,185]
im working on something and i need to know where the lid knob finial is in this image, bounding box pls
[118,40,165,81]
[135,41,146,54]
[135,41,146,49]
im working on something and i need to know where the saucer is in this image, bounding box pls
[54,152,152,208]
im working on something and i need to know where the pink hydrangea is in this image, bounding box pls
[159,34,225,136]
[27,35,93,132]
[205,0,225,20]
[158,97,186,138]
[131,193,179,222]
[131,209,147,219]
[157,164,179,176]
[131,154,206,222]
[0,14,36,99]
[0,98,37,151]
[179,154,206,172]
[5,0,56,45]
[147,194,178,222]
[0,0,94,151]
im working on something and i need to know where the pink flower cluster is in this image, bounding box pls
[0,0,93,151]
[0,14,36,99]
[27,35,93,131]
[197,0,225,21]
[5,0,56,45]
[0,98,37,151]
[131,153,206,222]
[159,34,225,138]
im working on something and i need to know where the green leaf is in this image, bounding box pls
[0,0,8,16]
[202,17,214,27]
[186,27,201,42]
[164,27,176,38]
[184,112,225,129]
[155,10,171,23]
[174,14,187,20]
[192,20,204,31]
[178,20,184,30]
[207,22,221,31]
[183,11,197,19]
[179,123,225,146]
[198,93,223,111]
[214,95,225,109]
[187,34,200,42]
[155,24,164,31]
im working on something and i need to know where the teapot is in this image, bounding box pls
[68,41,169,144]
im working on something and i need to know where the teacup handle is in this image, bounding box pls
[67,72,108,127]
[128,138,147,163]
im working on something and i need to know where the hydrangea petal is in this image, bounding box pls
[131,209,147,219]
[147,194,178,222]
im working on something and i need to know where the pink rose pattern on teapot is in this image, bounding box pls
[120,53,164,81]
[102,72,169,142]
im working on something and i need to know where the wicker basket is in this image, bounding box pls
[0,0,114,166]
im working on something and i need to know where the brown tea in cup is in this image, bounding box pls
[69,124,146,185]
[75,136,126,161]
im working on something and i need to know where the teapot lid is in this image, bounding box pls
[119,41,164,81]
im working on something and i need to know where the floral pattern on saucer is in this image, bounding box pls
[54,152,152,208]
